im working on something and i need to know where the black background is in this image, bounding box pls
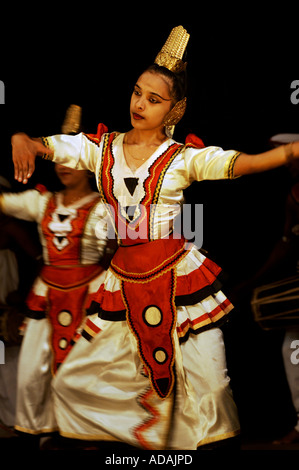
[1,5,299,445]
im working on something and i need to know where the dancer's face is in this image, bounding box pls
[130,71,173,132]
[55,164,89,188]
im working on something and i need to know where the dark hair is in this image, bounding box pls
[144,63,187,103]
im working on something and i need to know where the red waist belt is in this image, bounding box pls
[110,237,188,399]
[40,264,103,289]
[27,264,104,374]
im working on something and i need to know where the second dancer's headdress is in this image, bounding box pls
[61,104,82,135]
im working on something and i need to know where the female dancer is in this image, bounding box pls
[0,163,110,440]
[10,26,299,449]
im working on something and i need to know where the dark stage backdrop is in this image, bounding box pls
[1,10,299,442]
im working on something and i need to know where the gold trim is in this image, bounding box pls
[59,430,123,442]
[197,428,241,447]
[61,428,241,448]
[84,323,99,338]
[120,268,178,400]
[14,424,59,435]
[225,151,241,179]
[177,305,233,339]
[41,137,54,161]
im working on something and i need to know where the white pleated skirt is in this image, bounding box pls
[52,247,240,449]
[14,268,106,435]
[15,318,58,434]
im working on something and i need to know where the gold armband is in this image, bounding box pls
[41,137,53,161]
[226,152,242,179]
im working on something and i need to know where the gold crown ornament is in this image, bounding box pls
[61,104,82,134]
[155,26,189,137]
[154,26,190,73]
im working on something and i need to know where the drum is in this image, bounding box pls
[269,133,299,147]
[251,275,299,330]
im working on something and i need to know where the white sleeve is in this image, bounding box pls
[82,201,109,262]
[184,145,241,181]
[42,132,102,173]
[0,189,49,222]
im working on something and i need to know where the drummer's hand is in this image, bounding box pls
[294,142,299,158]
[287,141,299,162]
[11,133,53,184]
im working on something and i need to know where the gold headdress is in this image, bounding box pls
[154,26,189,137]
[61,104,82,134]
[154,25,190,73]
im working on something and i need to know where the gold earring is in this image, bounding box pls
[163,97,187,127]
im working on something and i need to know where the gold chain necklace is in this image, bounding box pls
[124,142,147,161]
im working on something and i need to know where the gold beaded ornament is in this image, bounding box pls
[154,26,189,136]
[61,104,82,135]
[154,25,190,74]
[163,97,187,127]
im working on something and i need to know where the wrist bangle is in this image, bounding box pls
[285,142,294,163]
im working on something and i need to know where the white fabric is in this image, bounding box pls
[47,132,237,183]
[53,324,239,449]
[282,327,299,432]
[15,319,57,434]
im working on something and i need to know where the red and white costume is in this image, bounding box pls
[0,187,108,434]
[42,124,241,449]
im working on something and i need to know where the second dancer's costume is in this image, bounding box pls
[0,186,108,434]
